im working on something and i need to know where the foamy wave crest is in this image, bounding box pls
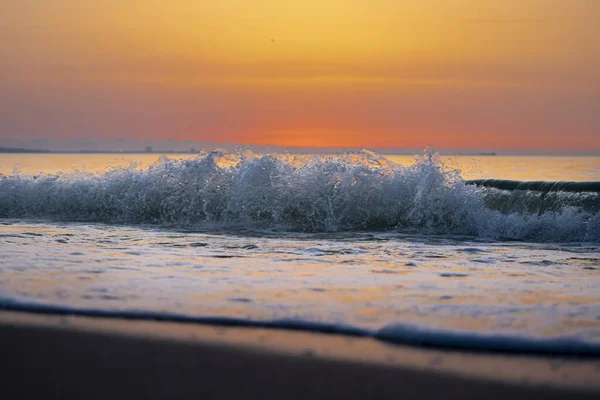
[0,150,598,242]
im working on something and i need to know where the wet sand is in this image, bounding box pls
[1,310,599,399]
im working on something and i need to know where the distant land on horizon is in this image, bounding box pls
[0,145,598,157]
[2,136,599,156]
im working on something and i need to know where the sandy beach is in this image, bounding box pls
[1,310,599,399]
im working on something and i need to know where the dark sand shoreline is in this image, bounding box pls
[1,311,599,399]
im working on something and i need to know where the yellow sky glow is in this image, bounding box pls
[1,0,599,150]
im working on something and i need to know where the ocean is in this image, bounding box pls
[1,150,599,355]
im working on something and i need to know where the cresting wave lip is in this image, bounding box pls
[1,299,600,357]
[466,179,600,193]
[0,150,598,242]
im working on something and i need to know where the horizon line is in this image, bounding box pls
[0,145,598,157]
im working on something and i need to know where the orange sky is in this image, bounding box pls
[1,1,599,150]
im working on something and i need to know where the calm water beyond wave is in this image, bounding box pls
[1,151,599,354]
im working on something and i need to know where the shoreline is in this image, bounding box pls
[3,302,600,357]
[1,310,599,399]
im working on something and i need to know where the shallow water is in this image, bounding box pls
[0,151,599,354]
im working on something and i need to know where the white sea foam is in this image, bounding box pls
[0,150,598,242]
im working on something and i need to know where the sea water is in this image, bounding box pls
[1,150,599,354]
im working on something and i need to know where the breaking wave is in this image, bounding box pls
[0,149,598,242]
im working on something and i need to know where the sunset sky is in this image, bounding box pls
[1,1,599,151]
